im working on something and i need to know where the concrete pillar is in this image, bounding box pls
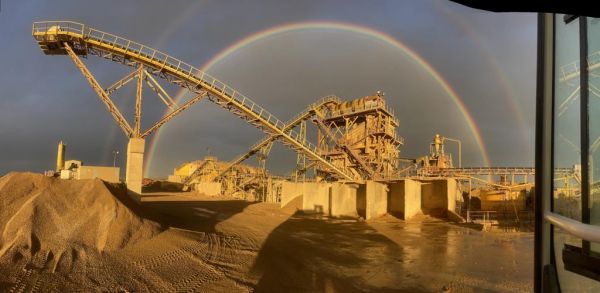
[280,181,303,207]
[330,183,358,217]
[388,179,421,220]
[421,180,446,217]
[365,181,388,220]
[421,178,458,218]
[126,138,145,196]
[446,178,458,214]
[302,182,330,214]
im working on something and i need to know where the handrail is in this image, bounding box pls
[545,211,600,243]
[323,101,399,123]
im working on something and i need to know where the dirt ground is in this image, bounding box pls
[0,173,533,292]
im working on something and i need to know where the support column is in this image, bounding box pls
[364,181,388,220]
[126,138,145,196]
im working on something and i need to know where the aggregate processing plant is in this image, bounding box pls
[34,21,578,223]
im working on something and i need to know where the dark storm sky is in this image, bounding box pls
[0,0,537,177]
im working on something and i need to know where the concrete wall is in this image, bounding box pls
[167,175,182,183]
[60,169,73,180]
[365,181,388,220]
[357,184,366,218]
[330,183,358,217]
[77,166,120,183]
[194,182,221,196]
[302,182,330,214]
[405,180,422,219]
[280,182,303,207]
[447,179,457,214]
[388,179,421,220]
[421,179,458,218]
[274,182,359,217]
[388,181,404,214]
[357,182,388,219]
[274,178,464,221]
[421,180,447,217]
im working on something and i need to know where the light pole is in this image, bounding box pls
[442,136,462,168]
[113,150,119,167]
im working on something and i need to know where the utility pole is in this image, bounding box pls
[113,150,119,167]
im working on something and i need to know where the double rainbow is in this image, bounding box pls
[145,21,490,176]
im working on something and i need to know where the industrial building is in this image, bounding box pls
[52,140,120,183]
[33,21,576,225]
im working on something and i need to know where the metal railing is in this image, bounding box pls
[545,211,600,243]
[467,210,497,225]
[323,101,399,125]
[558,50,600,82]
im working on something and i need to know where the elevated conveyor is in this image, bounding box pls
[211,95,341,181]
[423,167,575,177]
[559,50,600,82]
[33,21,356,181]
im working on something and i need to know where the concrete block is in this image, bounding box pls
[194,182,221,196]
[60,169,73,180]
[128,138,145,153]
[388,181,403,214]
[330,183,358,217]
[421,180,446,217]
[302,182,330,214]
[365,181,388,220]
[280,182,303,207]
[405,180,422,219]
[447,178,457,213]
[77,166,119,183]
[126,138,145,196]
[421,179,458,218]
[388,179,421,220]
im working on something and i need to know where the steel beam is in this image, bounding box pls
[140,92,207,138]
[145,71,177,107]
[63,42,133,137]
[105,69,139,96]
[134,65,143,137]
[35,22,355,181]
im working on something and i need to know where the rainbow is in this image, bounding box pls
[145,21,491,176]
[434,3,529,142]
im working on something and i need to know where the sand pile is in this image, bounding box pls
[0,172,162,263]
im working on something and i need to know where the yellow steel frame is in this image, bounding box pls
[211,95,343,181]
[33,21,355,181]
[313,116,376,180]
[63,42,206,139]
[63,43,134,136]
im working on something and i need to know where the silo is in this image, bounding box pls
[56,140,66,171]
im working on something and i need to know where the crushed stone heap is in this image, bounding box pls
[0,172,162,267]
